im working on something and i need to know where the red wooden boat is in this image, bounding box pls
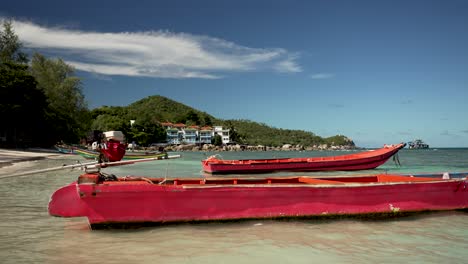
[48,171,468,229]
[202,143,406,174]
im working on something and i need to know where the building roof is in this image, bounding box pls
[160,122,174,126]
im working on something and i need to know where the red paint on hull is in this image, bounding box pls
[48,172,468,228]
[202,143,406,174]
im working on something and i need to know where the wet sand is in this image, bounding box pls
[0,148,64,169]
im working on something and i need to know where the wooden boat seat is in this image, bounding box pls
[298,177,346,185]
[376,174,438,182]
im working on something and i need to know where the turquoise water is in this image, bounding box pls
[0,148,467,263]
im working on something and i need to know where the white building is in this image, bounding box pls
[213,126,230,144]
[160,123,231,145]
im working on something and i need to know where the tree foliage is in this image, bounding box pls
[0,62,48,146]
[90,105,166,146]
[0,20,27,64]
[1,21,92,147]
[127,95,217,126]
[0,21,49,147]
[30,53,89,143]
[212,134,223,146]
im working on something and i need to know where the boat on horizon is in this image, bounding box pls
[202,143,406,174]
[408,139,429,149]
[48,170,468,229]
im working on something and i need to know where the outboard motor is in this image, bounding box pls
[99,131,127,162]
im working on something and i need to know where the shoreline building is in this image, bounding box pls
[160,122,231,145]
[213,126,231,145]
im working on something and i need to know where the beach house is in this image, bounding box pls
[160,122,230,145]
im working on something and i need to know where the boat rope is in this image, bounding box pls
[120,176,153,184]
[159,161,170,185]
[99,172,118,181]
[393,153,401,167]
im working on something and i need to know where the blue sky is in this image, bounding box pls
[2,0,468,147]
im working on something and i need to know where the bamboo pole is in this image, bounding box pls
[0,154,182,180]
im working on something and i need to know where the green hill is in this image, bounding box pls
[127,96,217,126]
[90,95,355,148]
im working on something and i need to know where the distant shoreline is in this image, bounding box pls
[158,143,359,152]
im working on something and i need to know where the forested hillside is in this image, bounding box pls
[91,95,355,148]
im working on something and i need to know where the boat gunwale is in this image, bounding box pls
[90,175,467,189]
[202,143,406,166]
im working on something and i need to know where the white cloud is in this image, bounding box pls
[274,55,302,73]
[310,73,334,79]
[8,19,302,79]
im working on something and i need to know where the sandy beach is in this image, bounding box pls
[0,148,69,175]
[0,148,60,166]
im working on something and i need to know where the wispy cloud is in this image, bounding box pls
[8,18,302,79]
[398,131,412,135]
[274,54,302,73]
[310,73,334,79]
[440,130,450,136]
[328,103,344,108]
[440,130,461,138]
[400,100,413,105]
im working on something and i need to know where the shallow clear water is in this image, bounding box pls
[1,149,467,263]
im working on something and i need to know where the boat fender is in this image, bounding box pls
[206,154,222,162]
[442,172,450,180]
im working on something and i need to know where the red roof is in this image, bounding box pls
[160,122,173,126]
[173,123,186,128]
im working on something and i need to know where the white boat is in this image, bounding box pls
[408,139,429,149]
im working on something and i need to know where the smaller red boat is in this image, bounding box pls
[48,171,468,229]
[202,143,406,174]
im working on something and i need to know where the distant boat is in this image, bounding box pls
[73,147,169,161]
[202,143,406,174]
[55,144,170,161]
[54,145,75,154]
[408,139,429,149]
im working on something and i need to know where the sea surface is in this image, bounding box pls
[1,148,467,264]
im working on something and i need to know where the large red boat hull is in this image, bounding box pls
[48,172,468,229]
[202,143,406,174]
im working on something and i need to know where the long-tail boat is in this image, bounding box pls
[72,147,169,161]
[57,131,170,161]
[202,143,406,174]
[48,170,468,229]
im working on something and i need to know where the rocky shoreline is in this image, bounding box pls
[156,143,358,152]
